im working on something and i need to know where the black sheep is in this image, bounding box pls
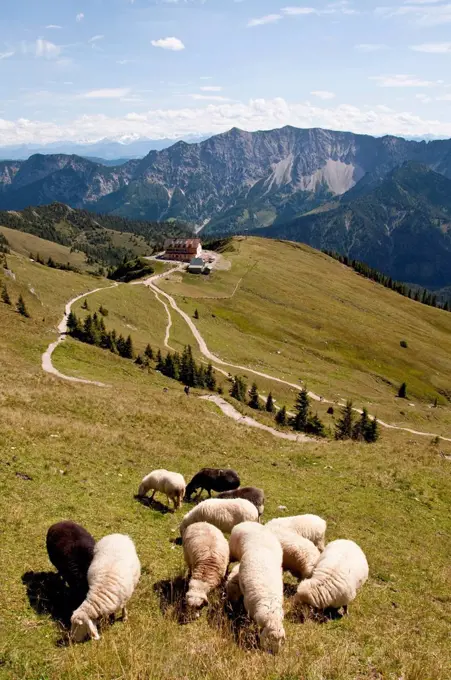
[217,486,265,517]
[46,521,95,603]
[185,468,240,501]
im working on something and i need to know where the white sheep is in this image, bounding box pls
[228,522,285,654]
[294,539,369,614]
[183,522,230,609]
[179,498,258,536]
[229,520,267,561]
[70,534,141,642]
[267,525,320,579]
[266,514,327,551]
[138,469,186,509]
[226,563,242,601]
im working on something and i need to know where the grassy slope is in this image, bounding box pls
[0,251,451,680]
[0,226,89,270]
[160,237,451,437]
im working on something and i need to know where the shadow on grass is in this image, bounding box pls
[153,576,195,625]
[21,571,74,630]
[287,603,345,624]
[207,591,259,652]
[134,495,173,514]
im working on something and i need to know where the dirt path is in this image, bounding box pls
[143,274,451,443]
[200,395,315,442]
[41,284,119,386]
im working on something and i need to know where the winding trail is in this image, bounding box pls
[141,272,451,443]
[41,284,119,387]
[200,395,315,442]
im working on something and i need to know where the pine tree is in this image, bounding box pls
[275,405,287,426]
[123,335,134,359]
[47,256,56,268]
[230,375,247,402]
[365,418,379,443]
[144,344,154,361]
[294,387,309,432]
[98,305,108,317]
[67,310,79,335]
[116,334,126,356]
[398,382,407,399]
[306,413,326,437]
[205,363,217,391]
[1,284,11,305]
[353,407,370,441]
[155,349,164,372]
[194,309,199,319]
[82,299,89,310]
[164,352,176,378]
[16,294,30,318]
[135,354,144,366]
[335,400,354,440]
[265,392,275,413]
[248,382,260,409]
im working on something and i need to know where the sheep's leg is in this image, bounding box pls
[195,488,202,501]
[121,607,128,622]
[207,489,211,498]
[342,605,348,616]
[150,490,156,501]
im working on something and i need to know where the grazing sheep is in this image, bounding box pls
[229,521,267,561]
[294,539,369,615]
[183,522,229,609]
[267,525,320,579]
[180,498,258,537]
[138,469,186,509]
[226,563,242,601]
[70,534,141,642]
[266,514,327,551]
[217,487,265,518]
[228,522,285,654]
[185,468,240,501]
[46,521,95,601]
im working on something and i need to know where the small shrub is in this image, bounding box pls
[16,294,30,318]
[400,340,408,348]
[398,382,407,399]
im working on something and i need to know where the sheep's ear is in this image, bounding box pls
[87,619,100,640]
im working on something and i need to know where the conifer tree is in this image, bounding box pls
[353,407,370,441]
[135,354,144,366]
[164,353,176,378]
[365,418,379,443]
[398,382,407,399]
[205,363,216,391]
[1,284,11,305]
[67,310,79,335]
[275,405,287,426]
[155,349,164,372]
[248,382,260,410]
[116,334,126,357]
[306,413,326,437]
[99,305,108,317]
[335,400,354,440]
[266,392,275,413]
[294,387,309,432]
[230,375,247,402]
[16,294,30,318]
[144,344,154,361]
[123,335,134,359]
[82,299,89,310]
[194,309,199,319]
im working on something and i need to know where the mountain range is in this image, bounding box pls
[1,125,451,288]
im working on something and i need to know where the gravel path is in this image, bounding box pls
[200,395,315,441]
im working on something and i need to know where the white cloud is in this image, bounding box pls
[311,90,336,99]
[248,14,282,26]
[46,25,62,29]
[370,74,436,87]
[411,42,451,53]
[35,39,61,59]
[436,93,451,101]
[200,86,222,92]
[76,13,84,22]
[282,7,317,15]
[355,43,387,52]
[190,94,231,101]
[0,51,15,60]
[151,37,185,51]
[4,97,451,145]
[416,93,432,103]
[89,35,104,43]
[79,88,131,99]
[376,3,451,26]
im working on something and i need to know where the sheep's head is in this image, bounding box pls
[260,621,285,654]
[186,581,208,610]
[70,610,100,642]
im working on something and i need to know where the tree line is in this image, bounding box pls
[31,252,81,273]
[229,375,379,442]
[67,308,219,393]
[323,250,450,313]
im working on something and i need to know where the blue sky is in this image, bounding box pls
[1,0,451,145]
